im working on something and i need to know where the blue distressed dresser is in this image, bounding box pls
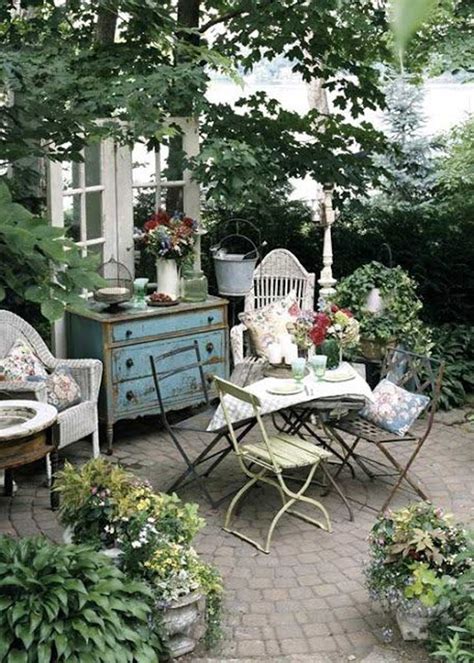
[66,296,229,452]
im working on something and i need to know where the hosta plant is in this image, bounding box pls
[0,536,162,663]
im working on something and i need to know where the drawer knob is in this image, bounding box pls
[207,315,214,324]
[126,390,135,401]
[125,330,133,338]
[206,342,214,353]
[126,358,134,368]
[205,373,215,385]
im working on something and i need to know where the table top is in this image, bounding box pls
[0,400,57,441]
[207,362,373,431]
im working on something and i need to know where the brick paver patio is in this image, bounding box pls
[1,408,472,662]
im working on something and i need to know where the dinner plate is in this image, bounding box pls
[323,369,355,382]
[266,380,305,396]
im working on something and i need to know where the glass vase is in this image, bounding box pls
[318,338,341,370]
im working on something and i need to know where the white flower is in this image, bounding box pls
[131,540,142,549]
[147,517,155,523]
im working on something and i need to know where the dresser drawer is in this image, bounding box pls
[112,331,225,382]
[115,362,227,415]
[112,307,224,343]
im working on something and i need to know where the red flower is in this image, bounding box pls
[144,209,170,232]
[341,308,353,318]
[310,312,331,346]
[331,304,339,313]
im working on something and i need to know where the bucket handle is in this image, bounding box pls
[211,234,259,259]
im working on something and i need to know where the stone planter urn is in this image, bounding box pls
[395,600,444,641]
[62,526,122,563]
[158,591,206,658]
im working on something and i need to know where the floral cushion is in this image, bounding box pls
[239,291,298,358]
[361,378,430,437]
[27,366,82,412]
[0,338,47,381]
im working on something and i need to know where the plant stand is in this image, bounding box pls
[158,591,205,658]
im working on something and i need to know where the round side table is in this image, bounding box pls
[0,400,59,510]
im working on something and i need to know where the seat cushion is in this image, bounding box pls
[360,378,429,437]
[241,434,332,469]
[239,292,297,359]
[28,366,82,412]
[0,338,47,381]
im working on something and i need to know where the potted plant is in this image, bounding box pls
[137,209,198,299]
[0,535,162,662]
[365,502,470,641]
[55,459,223,658]
[335,261,431,359]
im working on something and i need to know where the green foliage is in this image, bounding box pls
[365,502,470,609]
[0,181,104,321]
[431,325,474,410]
[335,261,430,352]
[0,535,161,662]
[429,558,474,662]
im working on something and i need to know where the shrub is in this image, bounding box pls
[0,536,161,662]
[431,325,474,410]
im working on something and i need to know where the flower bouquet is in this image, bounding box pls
[139,210,198,298]
[287,301,359,368]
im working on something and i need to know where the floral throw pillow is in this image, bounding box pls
[361,378,430,437]
[0,338,47,381]
[239,291,298,358]
[28,366,82,412]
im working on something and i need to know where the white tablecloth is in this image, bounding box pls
[207,363,373,431]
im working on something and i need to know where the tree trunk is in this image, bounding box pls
[95,3,118,44]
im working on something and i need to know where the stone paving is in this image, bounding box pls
[1,408,472,662]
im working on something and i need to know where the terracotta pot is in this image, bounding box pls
[157,591,206,658]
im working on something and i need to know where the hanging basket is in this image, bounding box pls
[211,234,258,297]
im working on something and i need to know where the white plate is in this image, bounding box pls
[266,380,305,396]
[323,369,355,383]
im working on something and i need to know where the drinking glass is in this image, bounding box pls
[291,358,306,383]
[310,355,327,380]
[133,278,149,309]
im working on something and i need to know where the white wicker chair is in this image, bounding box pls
[231,249,315,363]
[0,310,103,482]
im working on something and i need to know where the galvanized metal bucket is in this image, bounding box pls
[211,234,259,296]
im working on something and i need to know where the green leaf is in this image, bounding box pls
[40,299,65,321]
[7,651,27,663]
[0,285,5,302]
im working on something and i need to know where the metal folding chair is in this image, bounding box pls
[330,348,445,513]
[150,342,255,508]
[215,376,333,554]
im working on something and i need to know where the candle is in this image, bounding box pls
[284,342,298,364]
[267,343,282,365]
[279,334,292,355]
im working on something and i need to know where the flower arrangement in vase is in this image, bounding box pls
[287,301,359,368]
[140,209,198,298]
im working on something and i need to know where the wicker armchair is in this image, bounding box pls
[230,248,315,364]
[0,310,103,482]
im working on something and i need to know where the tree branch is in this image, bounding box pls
[199,1,260,33]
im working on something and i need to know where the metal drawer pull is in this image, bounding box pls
[126,390,135,401]
[125,330,133,338]
[207,315,214,324]
[206,342,214,353]
[205,374,214,384]
[126,358,134,368]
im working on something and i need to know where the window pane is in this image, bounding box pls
[85,142,101,187]
[62,161,73,191]
[132,144,156,186]
[63,194,81,242]
[87,242,104,265]
[162,134,184,181]
[86,191,103,240]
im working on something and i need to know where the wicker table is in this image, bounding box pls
[0,401,59,509]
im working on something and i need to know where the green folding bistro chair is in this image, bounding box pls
[214,376,333,554]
